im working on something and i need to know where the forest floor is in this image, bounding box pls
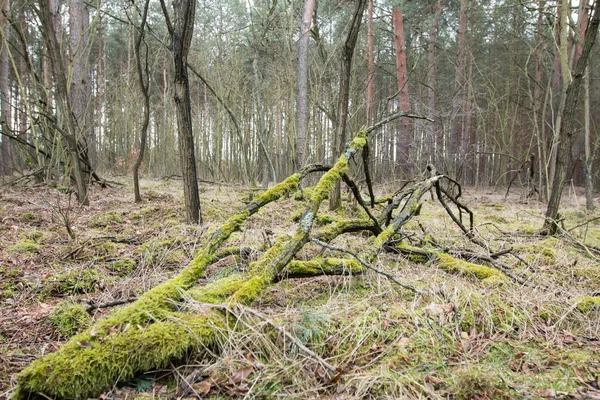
[1,178,599,399]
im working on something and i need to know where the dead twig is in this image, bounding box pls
[311,238,422,294]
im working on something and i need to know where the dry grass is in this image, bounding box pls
[1,179,599,399]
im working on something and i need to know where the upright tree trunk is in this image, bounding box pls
[534,1,546,199]
[583,66,594,210]
[97,15,103,156]
[329,0,367,210]
[544,0,599,234]
[133,0,151,203]
[427,0,443,167]
[170,0,202,223]
[366,0,374,126]
[449,0,467,177]
[393,7,411,176]
[294,0,316,169]
[0,0,12,177]
[38,1,89,204]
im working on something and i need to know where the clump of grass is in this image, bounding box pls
[43,269,103,295]
[452,365,504,399]
[109,258,137,276]
[89,212,124,228]
[21,211,36,221]
[8,239,40,253]
[49,301,91,338]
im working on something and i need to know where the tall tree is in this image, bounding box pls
[426,0,443,168]
[162,0,202,223]
[0,0,11,177]
[393,7,410,175]
[133,0,151,203]
[449,0,467,177]
[294,0,316,169]
[69,0,93,176]
[543,0,600,234]
[329,0,367,210]
[38,0,89,204]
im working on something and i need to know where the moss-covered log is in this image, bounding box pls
[14,133,370,399]
[14,170,312,399]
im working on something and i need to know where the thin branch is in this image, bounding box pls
[312,238,422,294]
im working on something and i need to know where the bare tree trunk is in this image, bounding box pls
[583,66,594,210]
[0,0,12,177]
[366,0,374,126]
[96,15,103,159]
[38,1,89,205]
[427,0,443,167]
[294,0,315,169]
[544,0,599,234]
[393,7,411,176]
[164,0,202,223]
[329,0,367,210]
[449,0,467,177]
[534,0,546,200]
[133,0,151,203]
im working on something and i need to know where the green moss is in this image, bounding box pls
[189,274,246,303]
[574,296,600,313]
[97,241,120,257]
[373,226,395,250]
[437,254,508,284]
[21,211,35,221]
[8,239,40,253]
[49,301,91,338]
[312,156,348,203]
[28,230,45,242]
[283,258,362,276]
[452,366,504,399]
[43,269,103,295]
[293,188,314,201]
[109,258,137,276]
[89,212,124,228]
[15,313,225,400]
[315,218,374,242]
[56,185,70,193]
[229,275,270,304]
[253,173,301,204]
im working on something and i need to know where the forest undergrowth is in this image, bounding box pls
[1,178,599,399]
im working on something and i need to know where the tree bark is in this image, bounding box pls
[544,0,600,234]
[169,0,202,223]
[393,7,411,176]
[449,0,467,177]
[329,0,367,210]
[366,0,374,127]
[0,0,12,177]
[133,0,151,203]
[38,1,89,205]
[294,0,316,169]
[426,0,443,167]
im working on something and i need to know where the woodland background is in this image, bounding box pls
[0,0,597,206]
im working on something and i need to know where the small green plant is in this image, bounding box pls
[109,258,137,276]
[43,269,103,295]
[452,366,504,399]
[8,239,40,253]
[49,301,91,338]
[89,212,124,228]
[21,211,35,221]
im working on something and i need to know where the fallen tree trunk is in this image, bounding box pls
[15,117,520,399]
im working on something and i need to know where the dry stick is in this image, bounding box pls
[85,297,138,313]
[340,173,381,234]
[234,305,339,374]
[362,140,376,207]
[312,238,422,295]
